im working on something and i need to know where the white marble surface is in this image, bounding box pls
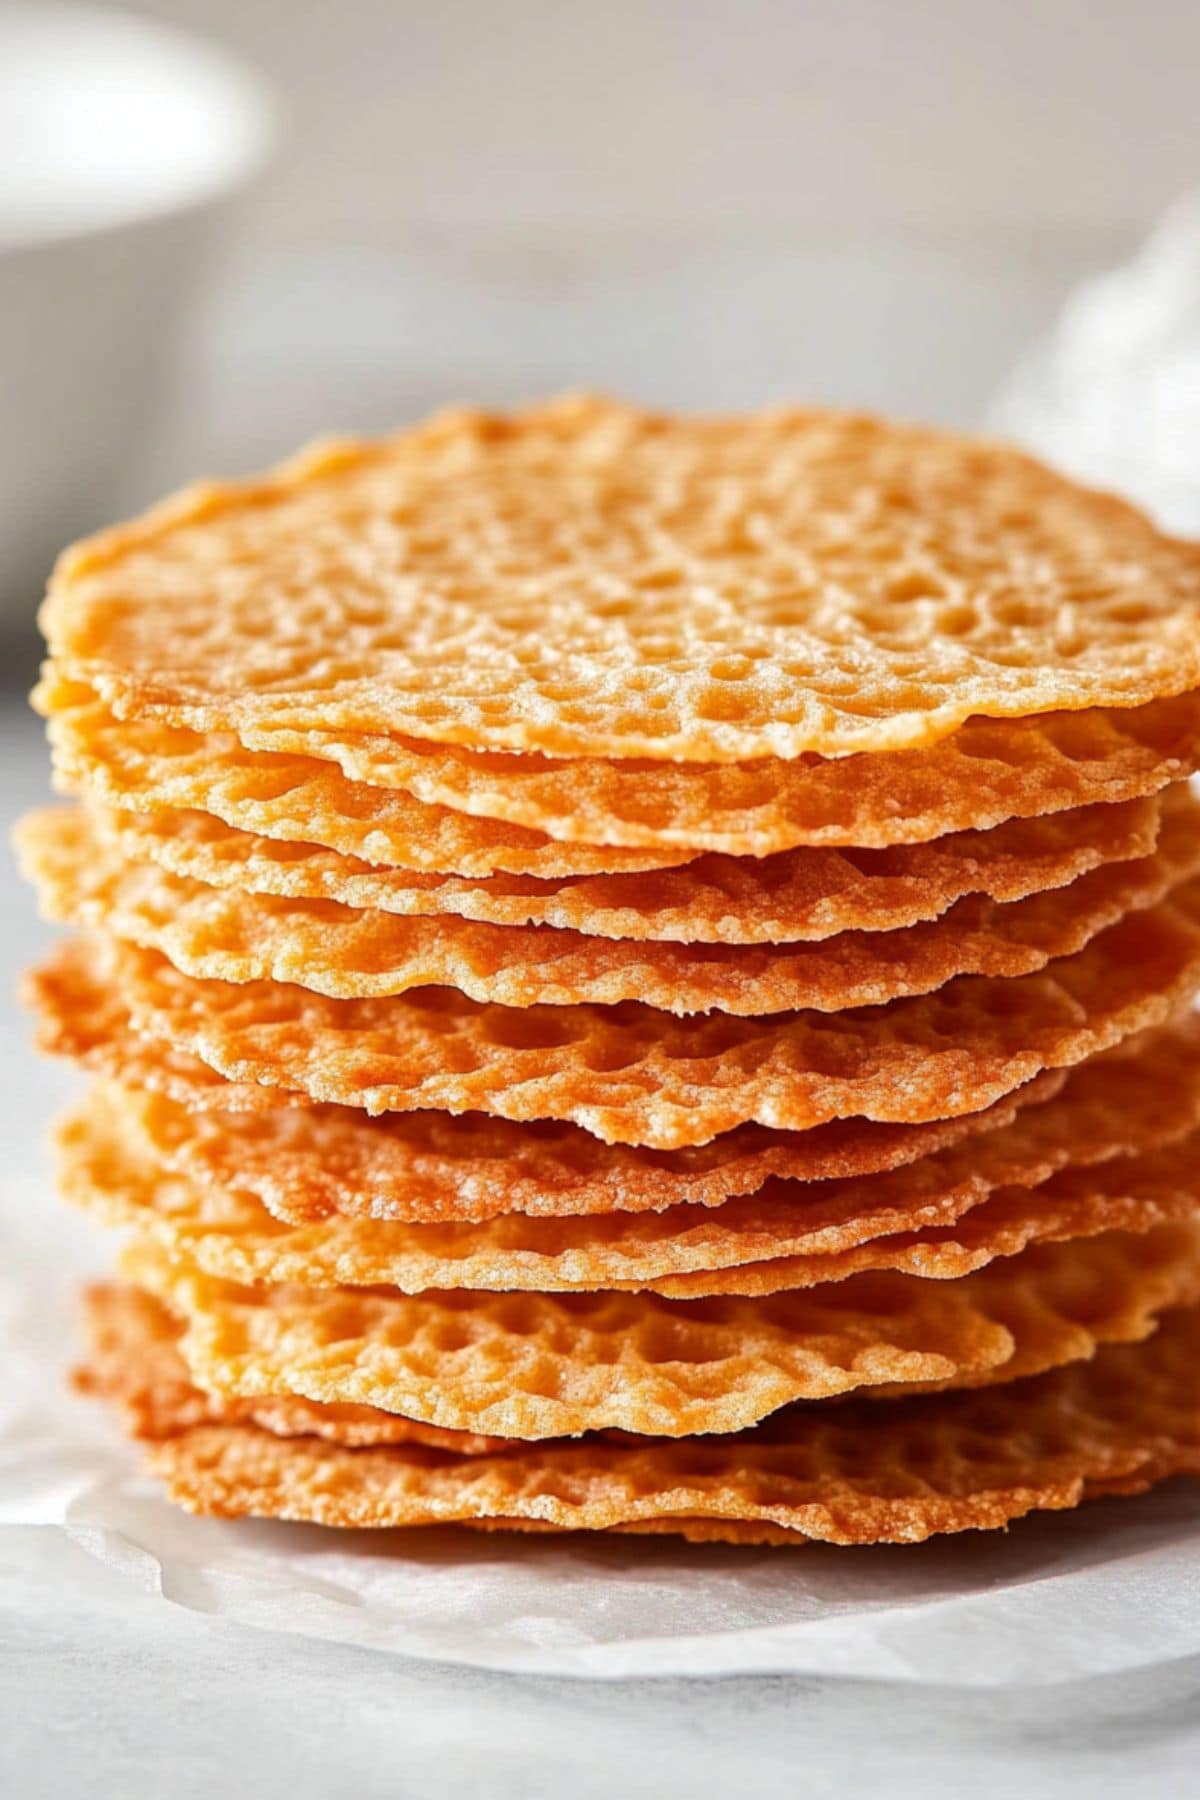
[2,1519,1200,1800]
[2,698,1199,1796]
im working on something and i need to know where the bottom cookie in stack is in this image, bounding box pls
[77,1281,1200,1547]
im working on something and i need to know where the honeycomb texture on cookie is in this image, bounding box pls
[123,1220,1200,1438]
[21,794,1200,1015]
[41,396,1200,763]
[110,1069,1068,1224]
[29,938,1075,1215]
[76,1284,513,1452]
[42,683,688,877]
[59,1020,1200,1293]
[94,873,1200,1145]
[64,1085,1200,1299]
[45,676,1200,857]
[648,1135,1200,1298]
[232,696,1200,855]
[95,792,1162,946]
[132,1302,1200,1544]
[21,939,310,1115]
[141,1018,1196,1228]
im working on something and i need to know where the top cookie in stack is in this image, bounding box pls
[21,396,1200,1546]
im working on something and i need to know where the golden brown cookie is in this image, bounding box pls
[41,397,1200,763]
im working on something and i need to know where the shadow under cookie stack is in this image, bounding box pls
[18,398,1200,1547]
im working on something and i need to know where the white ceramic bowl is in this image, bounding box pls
[0,3,275,616]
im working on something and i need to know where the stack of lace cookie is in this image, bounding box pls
[18,397,1200,1547]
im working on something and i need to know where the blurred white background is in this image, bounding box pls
[132,0,1200,252]
[85,1,1200,477]
[6,0,1200,600]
